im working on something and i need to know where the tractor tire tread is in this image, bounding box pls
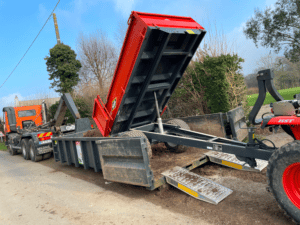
[267,140,300,224]
[165,119,190,153]
[119,130,152,159]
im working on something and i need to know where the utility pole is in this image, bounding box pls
[53,13,61,44]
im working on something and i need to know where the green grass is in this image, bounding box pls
[0,142,7,151]
[247,86,300,106]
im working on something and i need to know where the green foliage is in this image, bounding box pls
[244,0,300,62]
[189,54,244,113]
[0,143,7,151]
[49,97,92,124]
[45,44,82,94]
[247,86,300,106]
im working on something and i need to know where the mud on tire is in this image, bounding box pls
[165,119,190,153]
[267,141,300,224]
[119,130,152,159]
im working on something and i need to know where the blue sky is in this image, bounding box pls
[0,0,278,113]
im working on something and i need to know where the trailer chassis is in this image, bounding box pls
[132,123,275,167]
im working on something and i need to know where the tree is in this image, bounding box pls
[244,0,300,62]
[77,30,118,92]
[45,44,82,94]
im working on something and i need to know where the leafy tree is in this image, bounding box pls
[167,54,246,117]
[244,0,300,62]
[45,44,82,94]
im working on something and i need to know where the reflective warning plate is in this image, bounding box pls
[205,151,268,172]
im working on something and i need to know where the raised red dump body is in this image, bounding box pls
[93,11,205,137]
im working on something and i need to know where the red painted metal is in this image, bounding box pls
[160,106,167,117]
[266,116,300,139]
[266,116,300,125]
[92,95,112,136]
[93,11,204,136]
[283,162,300,209]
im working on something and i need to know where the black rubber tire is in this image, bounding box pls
[165,119,190,153]
[42,152,52,160]
[267,141,300,224]
[119,130,152,158]
[21,139,30,160]
[167,119,190,130]
[8,145,17,156]
[28,139,43,162]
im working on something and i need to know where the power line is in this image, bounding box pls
[0,0,61,89]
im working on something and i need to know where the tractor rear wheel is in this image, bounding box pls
[165,119,190,153]
[267,141,300,223]
[119,130,152,159]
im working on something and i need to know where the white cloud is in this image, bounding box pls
[225,21,284,76]
[0,93,24,117]
[112,0,136,18]
[38,4,47,21]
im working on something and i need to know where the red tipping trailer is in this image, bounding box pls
[93,11,205,137]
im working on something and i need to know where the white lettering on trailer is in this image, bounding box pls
[278,119,295,123]
[75,141,84,165]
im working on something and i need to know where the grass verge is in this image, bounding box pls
[247,86,300,106]
[0,142,7,151]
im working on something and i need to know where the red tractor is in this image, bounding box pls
[249,69,300,223]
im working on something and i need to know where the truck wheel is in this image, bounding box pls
[43,152,52,160]
[165,119,190,153]
[21,139,30,160]
[267,141,300,224]
[119,130,152,159]
[8,145,17,156]
[28,139,42,162]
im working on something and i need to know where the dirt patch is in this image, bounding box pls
[194,162,267,183]
[150,144,206,180]
[83,129,103,137]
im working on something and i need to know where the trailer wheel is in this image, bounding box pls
[43,152,52,160]
[119,130,152,158]
[28,139,42,162]
[267,141,300,224]
[8,145,17,156]
[21,139,30,160]
[165,119,190,153]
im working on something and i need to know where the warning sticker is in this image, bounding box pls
[112,97,117,112]
[75,141,84,165]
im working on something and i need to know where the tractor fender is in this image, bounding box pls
[263,116,300,126]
